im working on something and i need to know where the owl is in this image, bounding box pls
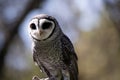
[28,14,78,80]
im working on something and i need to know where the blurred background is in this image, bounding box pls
[0,0,120,80]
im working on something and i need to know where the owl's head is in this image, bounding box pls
[28,14,61,41]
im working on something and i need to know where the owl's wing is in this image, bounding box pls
[61,35,78,80]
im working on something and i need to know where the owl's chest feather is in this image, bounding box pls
[33,40,63,65]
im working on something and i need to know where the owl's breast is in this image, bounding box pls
[33,42,64,68]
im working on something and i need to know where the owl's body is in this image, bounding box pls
[29,14,78,80]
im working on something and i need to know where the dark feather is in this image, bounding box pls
[33,49,52,77]
[61,35,78,80]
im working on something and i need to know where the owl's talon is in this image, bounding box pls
[32,76,40,80]
[32,76,49,80]
[40,78,49,80]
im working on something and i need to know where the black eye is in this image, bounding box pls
[41,22,52,29]
[30,23,36,30]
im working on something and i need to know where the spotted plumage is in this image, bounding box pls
[28,14,78,80]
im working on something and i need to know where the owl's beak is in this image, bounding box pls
[39,30,43,36]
